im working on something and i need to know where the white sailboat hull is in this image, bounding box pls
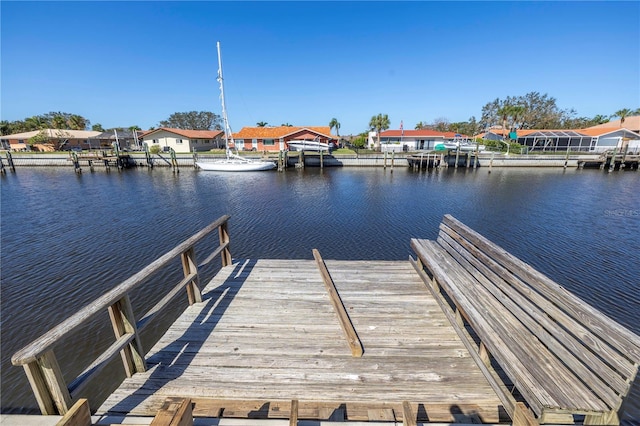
[197,159,276,171]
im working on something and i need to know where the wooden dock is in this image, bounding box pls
[13,214,639,425]
[96,258,503,423]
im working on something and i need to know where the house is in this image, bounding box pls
[516,128,640,153]
[374,129,469,151]
[232,126,336,152]
[140,128,224,153]
[0,129,101,151]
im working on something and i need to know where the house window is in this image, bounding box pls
[19,140,25,144]
[191,139,197,145]
[153,139,158,144]
[177,139,183,144]
[264,139,275,146]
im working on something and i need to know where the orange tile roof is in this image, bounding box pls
[578,127,624,136]
[233,126,334,139]
[143,127,223,139]
[587,116,640,131]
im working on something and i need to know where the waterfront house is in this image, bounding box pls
[0,129,101,152]
[140,128,224,153]
[516,128,640,153]
[232,126,336,152]
[375,129,470,152]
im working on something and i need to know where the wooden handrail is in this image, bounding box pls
[11,214,231,415]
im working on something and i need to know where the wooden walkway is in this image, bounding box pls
[96,258,503,423]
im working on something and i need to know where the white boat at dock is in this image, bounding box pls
[196,42,276,172]
[287,140,331,152]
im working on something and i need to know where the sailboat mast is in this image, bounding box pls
[217,42,235,151]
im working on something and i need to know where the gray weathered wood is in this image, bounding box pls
[312,249,364,357]
[413,214,640,424]
[38,351,72,414]
[12,214,230,366]
[108,294,146,377]
[181,247,202,304]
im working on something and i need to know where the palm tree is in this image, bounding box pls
[329,118,340,147]
[92,123,105,132]
[415,121,426,130]
[24,116,47,131]
[68,114,88,130]
[612,108,632,127]
[369,113,390,151]
[256,121,268,127]
[280,123,293,127]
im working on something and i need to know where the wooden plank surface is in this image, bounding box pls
[97,259,502,422]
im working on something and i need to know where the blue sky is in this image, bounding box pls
[1,1,638,135]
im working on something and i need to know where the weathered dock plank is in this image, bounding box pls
[96,259,503,423]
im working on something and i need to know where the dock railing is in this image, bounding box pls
[11,214,232,415]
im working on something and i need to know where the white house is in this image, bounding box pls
[373,130,465,151]
[141,128,224,153]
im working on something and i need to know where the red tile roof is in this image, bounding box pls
[233,126,334,139]
[142,128,223,139]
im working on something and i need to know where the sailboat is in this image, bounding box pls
[196,42,276,172]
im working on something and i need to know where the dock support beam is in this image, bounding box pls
[312,249,363,357]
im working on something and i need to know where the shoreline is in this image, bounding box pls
[1,152,638,170]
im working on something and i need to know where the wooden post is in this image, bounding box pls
[489,152,494,173]
[454,148,460,169]
[192,150,198,169]
[36,351,72,414]
[23,361,57,414]
[181,247,202,304]
[564,143,570,169]
[170,148,179,173]
[608,149,617,173]
[383,150,387,169]
[300,150,304,169]
[320,149,324,169]
[56,399,92,426]
[0,156,5,175]
[402,401,416,426]
[390,150,394,173]
[7,151,16,172]
[219,221,232,267]
[108,295,147,377]
[290,399,299,426]
[71,152,81,174]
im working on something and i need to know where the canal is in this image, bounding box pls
[1,166,639,413]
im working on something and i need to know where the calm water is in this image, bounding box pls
[1,166,639,414]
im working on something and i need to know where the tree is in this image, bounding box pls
[415,121,427,130]
[280,123,293,127]
[24,116,48,131]
[129,125,141,131]
[431,117,450,132]
[159,111,222,130]
[256,121,268,127]
[369,114,390,151]
[351,132,368,149]
[612,108,632,126]
[92,123,105,132]
[68,114,88,130]
[329,118,340,146]
[481,92,571,130]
